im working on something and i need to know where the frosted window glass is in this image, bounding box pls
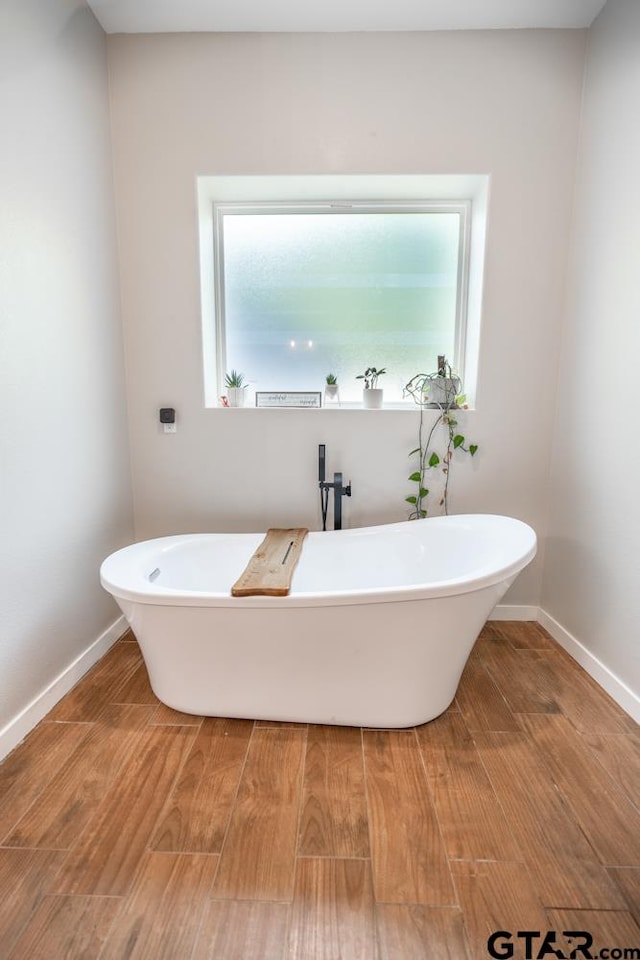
[221,211,460,403]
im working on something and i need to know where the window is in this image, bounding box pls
[198,176,487,407]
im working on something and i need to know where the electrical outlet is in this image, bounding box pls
[163,422,176,433]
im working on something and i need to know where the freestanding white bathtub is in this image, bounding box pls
[100,514,536,728]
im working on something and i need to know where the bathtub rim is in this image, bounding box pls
[100,514,537,609]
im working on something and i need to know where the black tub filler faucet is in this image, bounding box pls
[318,444,351,531]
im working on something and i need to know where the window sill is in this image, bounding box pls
[208,402,475,412]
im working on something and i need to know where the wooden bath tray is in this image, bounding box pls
[231,527,308,597]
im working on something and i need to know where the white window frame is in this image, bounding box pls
[197,175,488,409]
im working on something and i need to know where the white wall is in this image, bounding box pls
[542,0,640,701]
[108,29,586,606]
[0,0,134,747]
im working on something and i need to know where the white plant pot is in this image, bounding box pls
[424,377,460,408]
[362,388,383,409]
[227,387,246,407]
[325,383,339,399]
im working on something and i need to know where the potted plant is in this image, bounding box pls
[357,366,386,409]
[225,370,248,407]
[421,355,462,408]
[404,356,478,518]
[325,373,339,402]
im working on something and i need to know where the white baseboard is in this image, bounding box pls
[0,616,127,762]
[489,604,539,621]
[487,604,639,724]
[538,609,640,725]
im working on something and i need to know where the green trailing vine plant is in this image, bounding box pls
[404,356,478,519]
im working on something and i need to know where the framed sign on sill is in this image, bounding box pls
[255,392,322,408]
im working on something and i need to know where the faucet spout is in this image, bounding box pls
[318,445,351,531]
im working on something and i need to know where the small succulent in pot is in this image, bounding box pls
[324,373,340,404]
[357,366,386,408]
[225,370,247,389]
[224,370,248,407]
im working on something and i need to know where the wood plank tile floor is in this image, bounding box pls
[1,622,639,959]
